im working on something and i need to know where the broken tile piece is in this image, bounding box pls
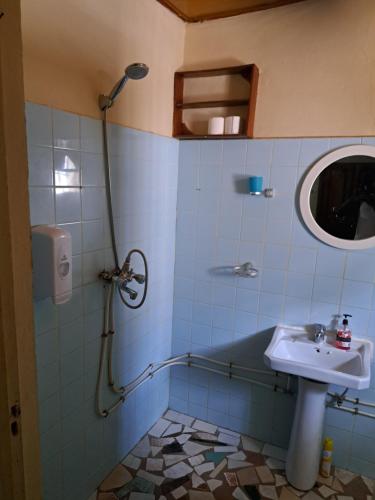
[164,423,183,436]
[171,485,188,499]
[162,442,183,454]
[218,427,240,437]
[149,418,171,438]
[207,479,222,492]
[214,446,238,453]
[227,460,252,470]
[302,492,323,500]
[318,485,336,498]
[117,477,155,497]
[204,451,228,465]
[195,462,215,476]
[146,458,163,472]
[287,486,304,497]
[209,459,227,478]
[151,446,162,457]
[275,474,287,487]
[189,491,215,500]
[335,468,356,485]
[189,454,205,467]
[192,419,218,434]
[262,443,287,461]
[129,494,155,500]
[233,486,251,500]
[164,410,194,426]
[164,462,193,479]
[132,436,151,458]
[228,451,247,461]
[259,485,278,500]
[160,475,190,495]
[225,472,239,487]
[137,469,164,486]
[242,435,263,453]
[122,454,142,470]
[195,432,218,442]
[280,487,300,500]
[336,497,354,500]
[183,440,210,456]
[332,478,344,493]
[151,437,174,447]
[237,467,259,486]
[256,465,274,483]
[317,475,333,487]
[164,454,188,467]
[218,432,240,446]
[183,426,196,433]
[362,476,374,493]
[100,464,132,491]
[266,458,285,470]
[177,434,191,445]
[191,472,205,488]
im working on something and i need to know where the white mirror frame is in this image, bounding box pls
[300,144,375,250]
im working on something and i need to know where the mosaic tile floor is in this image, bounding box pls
[94,410,374,500]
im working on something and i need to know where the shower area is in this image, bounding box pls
[27,61,290,499]
[27,63,179,498]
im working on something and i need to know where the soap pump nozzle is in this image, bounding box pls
[342,313,352,326]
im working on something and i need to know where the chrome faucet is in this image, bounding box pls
[313,323,326,343]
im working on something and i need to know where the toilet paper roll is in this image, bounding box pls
[208,117,225,135]
[224,116,241,135]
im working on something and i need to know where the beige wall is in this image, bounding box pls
[21,0,185,136]
[184,0,375,137]
[22,0,375,138]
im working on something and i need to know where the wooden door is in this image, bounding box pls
[0,1,42,498]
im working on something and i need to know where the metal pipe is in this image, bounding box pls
[328,403,375,420]
[189,353,285,376]
[328,391,375,409]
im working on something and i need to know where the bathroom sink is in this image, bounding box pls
[264,324,373,389]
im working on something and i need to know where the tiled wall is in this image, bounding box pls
[171,137,375,478]
[26,103,178,500]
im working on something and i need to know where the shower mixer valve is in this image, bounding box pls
[99,249,147,304]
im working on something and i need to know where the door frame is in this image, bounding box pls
[0,1,42,498]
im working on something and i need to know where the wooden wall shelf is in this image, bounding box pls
[173,64,259,140]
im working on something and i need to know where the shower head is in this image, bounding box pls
[125,62,149,80]
[99,62,149,111]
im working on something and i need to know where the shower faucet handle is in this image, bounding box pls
[133,273,145,284]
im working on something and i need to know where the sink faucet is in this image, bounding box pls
[313,324,326,343]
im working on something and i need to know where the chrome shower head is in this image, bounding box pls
[99,62,149,111]
[125,63,149,80]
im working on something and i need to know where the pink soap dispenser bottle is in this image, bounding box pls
[335,314,352,350]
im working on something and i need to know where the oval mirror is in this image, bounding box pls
[300,145,375,250]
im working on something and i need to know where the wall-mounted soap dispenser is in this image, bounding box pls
[31,225,72,304]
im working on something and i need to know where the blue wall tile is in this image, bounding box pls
[174,136,375,478]
[27,104,178,498]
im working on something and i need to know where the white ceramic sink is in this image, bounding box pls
[264,324,373,389]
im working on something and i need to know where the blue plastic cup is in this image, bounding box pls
[249,176,263,193]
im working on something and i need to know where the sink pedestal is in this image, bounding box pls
[286,377,328,491]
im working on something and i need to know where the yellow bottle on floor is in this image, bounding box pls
[320,437,333,477]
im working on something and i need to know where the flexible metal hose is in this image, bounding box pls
[102,109,120,271]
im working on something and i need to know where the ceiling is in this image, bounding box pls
[156,0,306,22]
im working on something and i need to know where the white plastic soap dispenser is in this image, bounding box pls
[31,225,72,304]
